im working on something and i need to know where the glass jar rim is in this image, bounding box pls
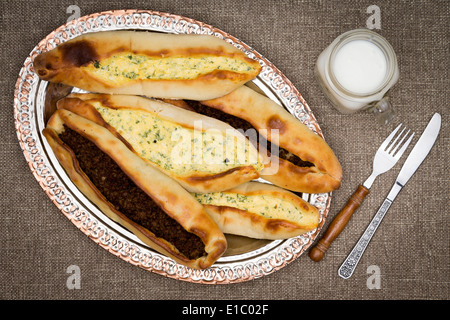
[328,29,398,98]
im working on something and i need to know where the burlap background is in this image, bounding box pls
[1,0,448,300]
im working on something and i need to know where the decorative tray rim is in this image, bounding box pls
[13,9,331,284]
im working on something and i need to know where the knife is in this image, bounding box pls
[338,113,442,279]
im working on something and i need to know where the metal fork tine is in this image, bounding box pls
[309,119,416,263]
[380,123,402,150]
[386,126,406,153]
[393,132,415,159]
[390,128,410,155]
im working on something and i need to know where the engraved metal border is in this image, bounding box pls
[14,9,331,284]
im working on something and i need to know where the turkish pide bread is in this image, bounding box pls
[197,85,342,194]
[43,109,227,269]
[33,30,261,100]
[193,182,319,240]
[56,93,264,193]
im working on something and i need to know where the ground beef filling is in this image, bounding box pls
[58,126,206,260]
[185,100,315,168]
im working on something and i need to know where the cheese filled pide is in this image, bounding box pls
[193,182,319,240]
[33,30,261,100]
[56,93,264,193]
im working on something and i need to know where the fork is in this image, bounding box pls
[309,124,414,262]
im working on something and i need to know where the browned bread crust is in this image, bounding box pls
[56,93,264,193]
[43,109,227,269]
[200,85,343,194]
[33,31,261,100]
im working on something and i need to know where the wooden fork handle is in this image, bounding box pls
[309,185,370,262]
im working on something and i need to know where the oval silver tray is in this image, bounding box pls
[14,9,331,284]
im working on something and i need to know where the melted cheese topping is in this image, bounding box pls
[93,103,262,176]
[82,52,257,85]
[193,191,305,223]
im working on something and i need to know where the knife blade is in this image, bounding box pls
[386,112,441,201]
[338,112,441,279]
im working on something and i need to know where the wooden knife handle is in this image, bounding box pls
[309,185,370,262]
